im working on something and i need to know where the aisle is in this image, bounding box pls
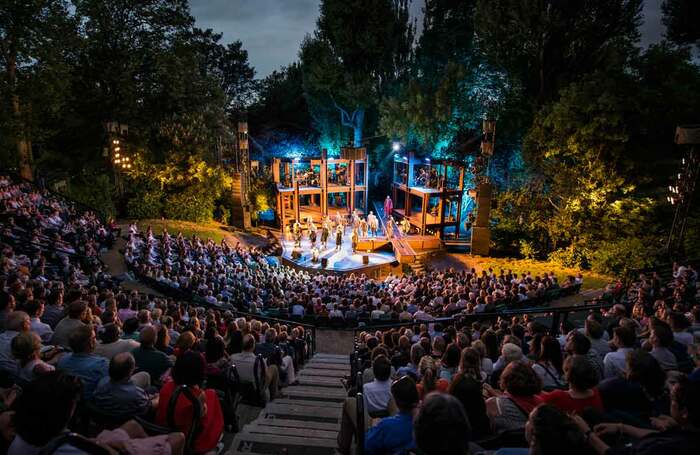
[228,353,350,454]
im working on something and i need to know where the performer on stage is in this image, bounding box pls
[321,222,330,249]
[311,246,320,263]
[400,217,411,235]
[359,217,368,238]
[350,228,359,253]
[334,212,344,232]
[293,219,302,238]
[335,225,343,251]
[351,209,360,230]
[309,225,317,247]
[367,211,378,237]
[383,196,393,220]
[294,228,302,248]
[284,223,292,242]
[386,215,395,239]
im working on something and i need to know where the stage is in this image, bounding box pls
[280,233,398,275]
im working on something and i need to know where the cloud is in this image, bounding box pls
[189,0,320,77]
[189,0,666,78]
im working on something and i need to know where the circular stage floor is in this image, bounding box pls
[280,234,397,274]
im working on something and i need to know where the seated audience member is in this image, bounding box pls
[603,325,636,379]
[0,311,31,378]
[566,331,603,381]
[496,404,592,455]
[57,324,108,399]
[363,355,393,416]
[598,350,668,426]
[532,336,564,390]
[94,323,140,360]
[473,339,494,378]
[50,300,87,348]
[230,334,279,401]
[585,318,611,359]
[669,312,693,347]
[155,326,174,356]
[94,352,156,418]
[438,343,461,381]
[491,342,524,387]
[9,371,184,455]
[11,331,54,382]
[574,378,700,455]
[648,320,679,371]
[0,292,15,332]
[417,355,448,399]
[337,355,395,455]
[396,343,424,380]
[485,361,543,434]
[414,393,472,455]
[156,351,224,455]
[541,354,604,415]
[365,375,419,455]
[131,325,173,384]
[25,300,53,343]
[449,347,492,440]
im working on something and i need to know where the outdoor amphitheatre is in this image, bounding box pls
[0,1,699,454]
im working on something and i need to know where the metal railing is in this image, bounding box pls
[352,301,616,337]
[231,309,318,358]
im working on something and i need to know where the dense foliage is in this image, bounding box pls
[2,0,699,276]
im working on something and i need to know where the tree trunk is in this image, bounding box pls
[352,108,365,147]
[8,50,33,181]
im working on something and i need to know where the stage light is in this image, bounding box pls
[425,158,431,162]
[115,153,120,158]
[392,142,401,152]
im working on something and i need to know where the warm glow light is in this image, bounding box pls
[114,147,120,152]
[115,153,120,158]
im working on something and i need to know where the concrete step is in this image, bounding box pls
[251,417,339,431]
[230,431,337,455]
[298,368,348,378]
[282,387,347,403]
[313,354,349,360]
[306,357,349,364]
[244,422,338,440]
[297,376,346,388]
[305,362,351,371]
[270,398,343,409]
[262,403,341,422]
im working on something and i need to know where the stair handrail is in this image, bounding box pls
[355,369,365,455]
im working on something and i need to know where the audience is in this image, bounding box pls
[0,174,699,454]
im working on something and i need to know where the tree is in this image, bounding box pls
[475,0,642,106]
[662,0,700,47]
[249,62,312,139]
[300,0,415,146]
[0,0,76,179]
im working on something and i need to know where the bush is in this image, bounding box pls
[65,174,116,220]
[127,189,164,219]
[548,243,591,269]
[215,204,231,224]
[590,238,655,278]
[164,187,215,222]
[519,240,539,259]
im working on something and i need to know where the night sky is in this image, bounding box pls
[190,0,667,78]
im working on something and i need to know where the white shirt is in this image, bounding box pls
[603,347,633,379]
[363,379,392,414]
[30,318,53,343]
